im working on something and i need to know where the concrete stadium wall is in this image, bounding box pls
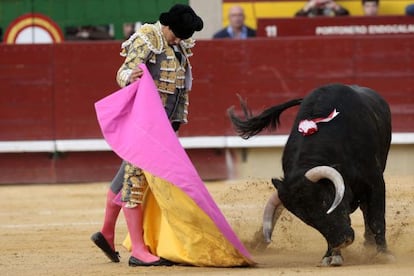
[229,144,414,181]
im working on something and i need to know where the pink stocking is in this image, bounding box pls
[100,189,121,250]
[122,203,159,262]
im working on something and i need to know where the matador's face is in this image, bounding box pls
[162,26,182,46]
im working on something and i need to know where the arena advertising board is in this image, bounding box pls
[257,16,414,37]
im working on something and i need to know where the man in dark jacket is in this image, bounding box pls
[213,5,256,39]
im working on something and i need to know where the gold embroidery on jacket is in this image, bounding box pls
[117,22,195,120]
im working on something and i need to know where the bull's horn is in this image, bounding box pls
[263,190,284,243]
[305,166,345,214]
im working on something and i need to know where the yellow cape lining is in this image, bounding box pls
[122,171,253,267]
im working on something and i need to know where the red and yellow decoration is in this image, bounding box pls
[4,13,64,44]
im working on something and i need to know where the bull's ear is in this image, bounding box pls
[271,178,283,189]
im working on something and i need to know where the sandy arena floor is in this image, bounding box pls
[0,175,413,275]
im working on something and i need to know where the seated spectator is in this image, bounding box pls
[295,0,350,17]
[65,25,113,41]
[406,4,414,16]
[362,0,379,16]
[213,5,256,39]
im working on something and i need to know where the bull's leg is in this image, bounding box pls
[362,175,396,263]
[360,203,376,247]
[364,175,387,253]
[320,247,343,267]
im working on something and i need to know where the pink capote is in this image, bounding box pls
[94,64,253,264]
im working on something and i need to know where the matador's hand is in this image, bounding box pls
[129,68,144,83]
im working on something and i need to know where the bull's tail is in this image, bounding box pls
[228,97,302,139]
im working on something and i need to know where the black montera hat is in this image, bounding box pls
[159,4,204,39]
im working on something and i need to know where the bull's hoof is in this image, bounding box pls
[374,251,396,263]
[320,257,331,267]
[319,255,344,267]
[330,255,344,266]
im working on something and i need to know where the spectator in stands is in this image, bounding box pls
[362,0,380,16]
[65,25,113,40]
[123,23,135,39]
[295,0,350,17]
[213,5,256,39]
[406,3,414,16]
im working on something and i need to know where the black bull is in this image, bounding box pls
[228,84,392,266]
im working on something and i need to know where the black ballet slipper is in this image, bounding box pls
[128,256,175,267]
[90,232,120,263]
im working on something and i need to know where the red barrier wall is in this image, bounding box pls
[1,36,413,140]
[0,42,121,141]
[189,36,414,135]
[1,35,413,183]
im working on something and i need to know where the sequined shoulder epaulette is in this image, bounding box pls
[180,38,196,58]
[120,23,164,57]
